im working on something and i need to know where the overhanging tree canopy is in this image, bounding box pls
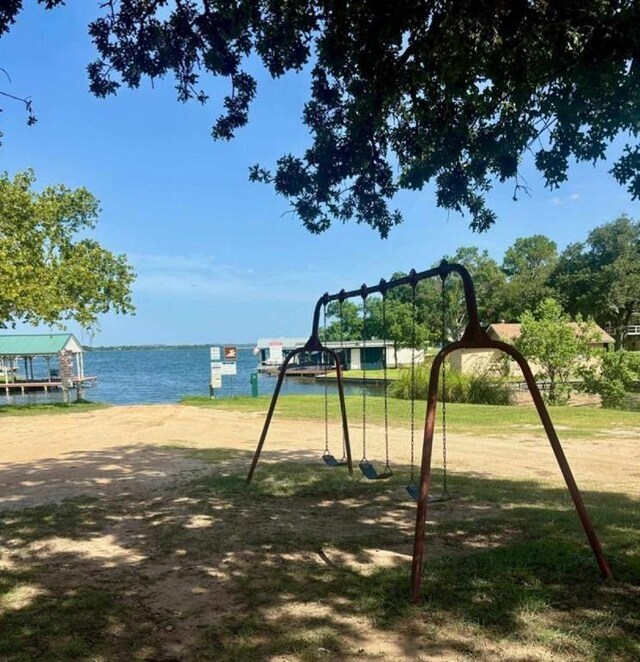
[2,1,639,236]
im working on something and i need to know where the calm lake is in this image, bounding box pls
[2,345,376,406]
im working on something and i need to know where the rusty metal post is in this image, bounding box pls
[247,349,303,483]
[410,349,442,602]
[325,348,353,474]
[491,340,612,580]
[410,337,612,603]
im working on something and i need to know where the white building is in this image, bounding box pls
[255,337,424,371]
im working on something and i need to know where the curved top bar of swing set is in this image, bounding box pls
[305,260,486,351]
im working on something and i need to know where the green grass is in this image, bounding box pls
[181,393,640,439]
[1,449,638,660]
[0,400,107,416]
[179,456,640,660]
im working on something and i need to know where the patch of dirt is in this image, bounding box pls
[1,404,638,660]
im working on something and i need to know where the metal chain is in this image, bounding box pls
[339,299,347,460]
[323,302,329,454]
[441,276,449,494]
[361,294,367,461]
[409,282,417,483]
[382,294,390,469]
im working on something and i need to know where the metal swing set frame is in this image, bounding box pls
[247,260,612,603]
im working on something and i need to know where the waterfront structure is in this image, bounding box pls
[0,333,94,397]
[255,336,424,373]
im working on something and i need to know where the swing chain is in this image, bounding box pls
[380,279,390,470]
[323,300,329,455]
[409,271,418,484]
[338,293,347,460]
[441,273,449,495]
[360,285,368,461]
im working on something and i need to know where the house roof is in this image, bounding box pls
[487,323,615,345]
[0,334,83,357]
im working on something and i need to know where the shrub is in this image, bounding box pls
[389,364,431,400]
[390,364,511,405]
[579,350,640,409]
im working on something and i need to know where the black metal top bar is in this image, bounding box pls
[309,260,481,343]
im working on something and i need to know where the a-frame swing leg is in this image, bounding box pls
[410,343,612,604]
[247,347,353,483]
[326,348,353,471]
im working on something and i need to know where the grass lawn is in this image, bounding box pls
[182,394,640,439]
[0,401,107,417]
[0,401,109,418]
[1,450,638,661]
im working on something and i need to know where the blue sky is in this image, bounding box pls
[1,3,637,345]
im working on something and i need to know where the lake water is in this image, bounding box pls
[2,346,377,406]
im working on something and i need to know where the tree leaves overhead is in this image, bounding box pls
[4,1,639,236]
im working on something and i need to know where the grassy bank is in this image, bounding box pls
[182,394,640,439]
[0,401,107,416]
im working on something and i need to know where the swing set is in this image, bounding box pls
[246,261,612,603]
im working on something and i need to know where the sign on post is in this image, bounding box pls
[221,362,237,376]
[210,346,238,397]
[210,362,223,389]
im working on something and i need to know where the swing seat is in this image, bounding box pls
[359,460,392,480]
[406,484,452,503]
[322,452,348,467]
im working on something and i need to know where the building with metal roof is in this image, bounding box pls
[0,333,92,397]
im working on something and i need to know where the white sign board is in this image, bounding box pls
[269,341,283,364]
[210,346,221,361]
[221,361,237,376]
[210,362,222,388]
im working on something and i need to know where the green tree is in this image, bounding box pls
[435,247,507,340]
[579,350,640,409]
[502,235,558,320]
[367,297,427,368]
[3,2,639,235]
[552,216,640,349]
[323,300,362,342]
[0,169,135,329]
[514,298,597,405]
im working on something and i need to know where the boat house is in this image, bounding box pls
[255,337,424,372]
[0,333,94,397]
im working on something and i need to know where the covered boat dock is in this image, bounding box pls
[0,333,96,399]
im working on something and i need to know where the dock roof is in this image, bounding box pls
[0,334,83,357]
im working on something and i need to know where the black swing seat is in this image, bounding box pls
[359,460,392,480]
[406,484,452,503]
[322,452,349,467]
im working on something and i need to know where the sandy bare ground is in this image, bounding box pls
[0,404,638,660]
[0,404,638,510]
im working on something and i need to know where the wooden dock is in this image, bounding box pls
[2,376,97,396]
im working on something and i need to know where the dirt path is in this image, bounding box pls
[1,404,637,510]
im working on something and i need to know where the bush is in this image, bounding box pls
[389,364,431,400]
[579,350,640,409]
[390,364,511,405]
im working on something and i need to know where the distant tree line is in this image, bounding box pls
[323,215,640,351]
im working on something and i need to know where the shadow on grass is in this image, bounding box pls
[0,445,638,660]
